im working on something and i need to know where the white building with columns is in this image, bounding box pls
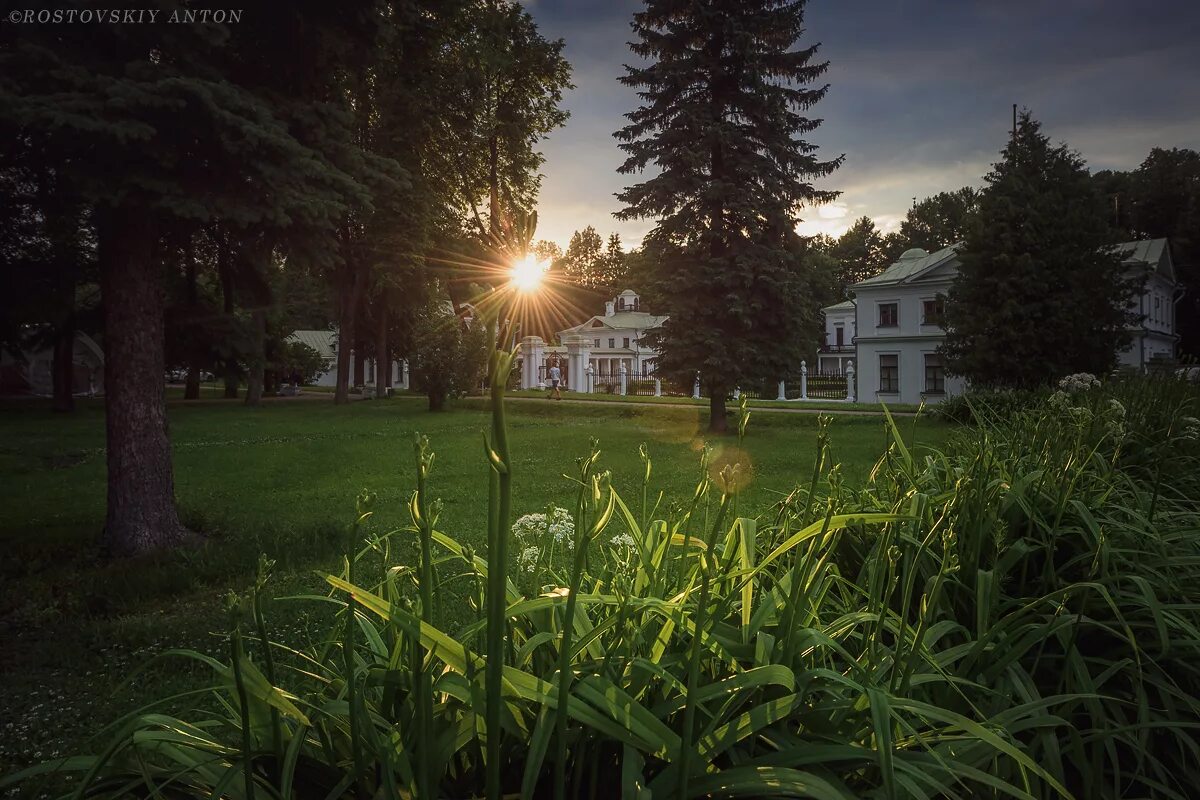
[519,289,667,391]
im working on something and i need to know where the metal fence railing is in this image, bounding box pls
[806,371,848,400]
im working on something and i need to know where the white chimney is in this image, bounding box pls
[605,301,615,317]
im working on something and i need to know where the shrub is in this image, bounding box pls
[931,385,1047,424]
[8,377,1200,799]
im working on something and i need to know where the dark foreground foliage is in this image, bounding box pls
[6,373,1199,799]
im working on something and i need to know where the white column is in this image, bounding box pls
[800,360,808,400]
[619,363,628,396]
[846,361,856,403]
[777,380,786,401]
[400,360,409,390]
[519,336,545,390]
[692,372,701,399]
[654,378,662,397]
[586,365,595,394]
[563,335,592,393]
[732,387,740,400]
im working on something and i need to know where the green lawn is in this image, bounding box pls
[0,395,953,775]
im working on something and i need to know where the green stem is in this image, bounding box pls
[485,346,515,800]
[414,438,436,800]
[677,492,732,800]
[228,600,256,800]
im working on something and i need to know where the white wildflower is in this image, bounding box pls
[1057,372,1100,394]
[518,545,540,573]
[1180,416,1200,441]
[610,533,636,550]
[1048,390,1071,411]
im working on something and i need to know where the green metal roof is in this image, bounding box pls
[288,330,337,360]
[1115,238,1167,265]
[822,300,855,313]
[562,312,668,334]
[853,244,962,288]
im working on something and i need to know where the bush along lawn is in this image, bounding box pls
[6,366,1200,799]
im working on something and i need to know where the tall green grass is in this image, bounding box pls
[5,372,1199,799]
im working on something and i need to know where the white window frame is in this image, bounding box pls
[922,351,945,394]
[876,300,900,329]
[878,352,900,394]
[920,296,945,326]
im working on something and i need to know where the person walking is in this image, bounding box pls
[548,361,563,400]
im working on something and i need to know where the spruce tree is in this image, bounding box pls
[616,0,841,432]
[942,112,1138,388]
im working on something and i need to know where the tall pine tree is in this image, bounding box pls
[616,0,840,432]
[942,112,1138,388]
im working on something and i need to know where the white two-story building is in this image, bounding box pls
[832,239,1178,406]
[519,289,668,390]
[817,300,856,374]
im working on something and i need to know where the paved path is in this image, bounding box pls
[490,394,916,417]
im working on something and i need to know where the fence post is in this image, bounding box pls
[654,377,662,397]
[693,372,701,399]
[732,387,740,400]
[586,365,594,394]
[777,380,786,401]
[800,360,808,400]
[619,363,628,396]
[846,360,856,403]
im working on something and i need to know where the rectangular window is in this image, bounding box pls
[879,354,899,393]
[879,303,898,327]
[608,338,615,349]
[623,337,630,348]
[835,326,844,346]
[924,353,945,393]
[922,299,944,326]
[593,338,600,348]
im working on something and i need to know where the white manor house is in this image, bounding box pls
[519,289,668,392]
[828,238,1180,406]
[293,240,1178,403]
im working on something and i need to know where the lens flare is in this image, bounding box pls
[510,254,549,293]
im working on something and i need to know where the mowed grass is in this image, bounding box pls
[0,395,953,774]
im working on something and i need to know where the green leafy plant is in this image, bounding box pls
[6,376,1199,799]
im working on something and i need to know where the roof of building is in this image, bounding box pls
[288,329,337,360]
[822,299,855,313]
[850,237,1173,293]
[561,311,667,334]
[853,244,962,288]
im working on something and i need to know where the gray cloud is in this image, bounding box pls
[531,0,1200,246]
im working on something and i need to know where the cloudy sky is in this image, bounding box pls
[525,0,1200,249]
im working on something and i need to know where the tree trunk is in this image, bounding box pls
[489,131,501,241]
[375,294,389,399]
[244,307,266,406]
[98,206,191,556]
[353,340,365,387]
[217,235,239,399]
[708,391,728,434]
[184,245,201,400]
[334,263,365,405]
[428,388,446,411]
[185,365,201,399]
[51,317,75,413]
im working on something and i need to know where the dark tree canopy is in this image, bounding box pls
[942,112,1138,389]
[1094,148,1200,356]
[830,216,887,291]
[898,187,980,253]
[616,0,841,432]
